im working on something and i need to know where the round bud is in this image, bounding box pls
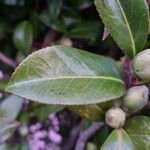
[86,142,97,150]
[19,125,28,137]
[123,85,149,113]
[133,49,150,81]
[105,107,126,128]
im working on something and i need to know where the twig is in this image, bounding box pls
[75,122,105,150]
[147,0,150,6]
[122,56,133,88]
[62,121,83,150]
[0,52,17,68]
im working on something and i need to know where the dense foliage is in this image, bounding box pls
[0,0,150,150]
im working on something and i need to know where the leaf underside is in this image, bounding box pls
[101,129,135,150]
[95,0,149,58]
[6,45,125,105]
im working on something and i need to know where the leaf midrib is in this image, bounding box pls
[116,0,136,56]
[7,76,124,89]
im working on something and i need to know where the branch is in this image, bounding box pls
[62,121,83,150]
[0,52,17,68]
[75,122,105,150]
[122,56,133,88]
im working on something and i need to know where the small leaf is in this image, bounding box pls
[67,20,101,40]
[92,126,110,148]
[31,103,65,121]
[101,129,135,150]
[62,7,81,26]
[95,0,149,58]
[40,12,66,32]
[13,21,33,54]
[124,116,150,150]
[0,95,22,143]
[46,0,62,20]
[0,95,23,122]
[6,45,125,105]
[0,121,19,144]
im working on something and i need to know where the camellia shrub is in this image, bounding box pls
[0,0,150,149]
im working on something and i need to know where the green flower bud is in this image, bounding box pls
[19,125,28,137]
[133,49,150,81]
[105,107,126,128]
[86,142,97,150]
[123,85,149,113]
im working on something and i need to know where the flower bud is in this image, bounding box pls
[86,142,97,150]
[19,125,28,137]
[123,85,149,113]
[133,49,150,81]
[105,107,126,128]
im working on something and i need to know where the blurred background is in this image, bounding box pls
[0,0,149,150]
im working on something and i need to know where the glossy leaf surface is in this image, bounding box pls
[6,45,125,105]
[13,21,33,54]
[124,116,150,150]
[95,0,149,58]
[101,129,135,150]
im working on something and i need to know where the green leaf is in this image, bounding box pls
[0,121,19,144]
[0,79,9,91]
[68,100,115,121]
[61,7,81,26]
[101,129,135,150]
[94,0,149,58]
[6,45,125,105]
[40,12,66,32]
[0,95,23,122]
[124,116,150,150]
[67,20,101,40]
[46,0,62,20]
[0,95,22,143]
[66,0,91,10]
[31,103,65,121]
[92,126,110,148]
[13,21,33,54]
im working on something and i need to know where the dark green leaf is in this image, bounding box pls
[46,0,62,20]
[95,0,149,58]
[92,126,110,148]
[13,21,33,54]
[65,0,91,10]
[124,116,150,150]
[40,12,66,32]
[101,129,135,150]
[6,45,125,105]
[62,7,81,26]
[0,18,12,34]
[67,21,101,40]
[30,12,41,38]
[32,103,65,121]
